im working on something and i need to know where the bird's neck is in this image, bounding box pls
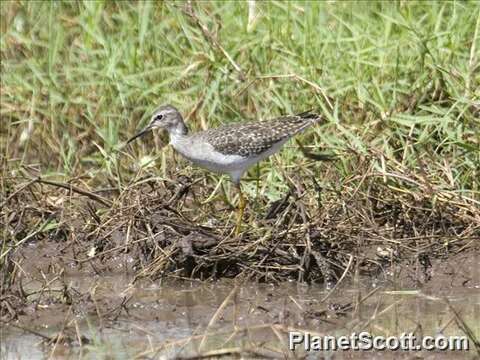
[168,121,189,146]
[168,121,188,136]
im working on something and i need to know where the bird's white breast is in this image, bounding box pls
[169,133,288,183]
[170,134,243,172]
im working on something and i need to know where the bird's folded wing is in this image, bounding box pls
[200,112,320,157]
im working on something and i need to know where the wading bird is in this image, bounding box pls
[127,105,321,235]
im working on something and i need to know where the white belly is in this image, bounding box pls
[170,134,288,182]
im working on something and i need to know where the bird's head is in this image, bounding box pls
[127,104,186,144]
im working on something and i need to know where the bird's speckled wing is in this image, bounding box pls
[196,111,321,157]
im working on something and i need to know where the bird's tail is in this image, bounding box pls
[296,110,323,124]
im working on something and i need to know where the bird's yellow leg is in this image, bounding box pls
[234,184,246,236]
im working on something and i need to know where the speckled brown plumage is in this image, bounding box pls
[193,111,321,157]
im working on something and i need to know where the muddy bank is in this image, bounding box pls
[3,175,479,283]
[1,174,479,358]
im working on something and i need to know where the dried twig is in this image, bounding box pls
[37,178,112,207]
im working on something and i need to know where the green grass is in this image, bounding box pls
[1,0,479,201]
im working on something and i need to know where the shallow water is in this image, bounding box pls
[2,270,479,359]
[2,244,479,359]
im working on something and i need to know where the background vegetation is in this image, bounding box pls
[1,1,479,279]
[2,1,478,193]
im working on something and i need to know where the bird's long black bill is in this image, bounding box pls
[127,127,151,144]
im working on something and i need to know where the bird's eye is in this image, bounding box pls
[154,114,163,121]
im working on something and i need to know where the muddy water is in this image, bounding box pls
[2,253,479,359]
